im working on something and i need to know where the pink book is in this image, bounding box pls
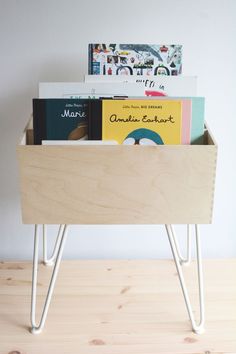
[181,99,192,144]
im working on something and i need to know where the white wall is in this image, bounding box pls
[0,0,236,260]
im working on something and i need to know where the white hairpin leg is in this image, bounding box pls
[165,224,205,334]
[170,224,191,266]
[30,224,68,334]
[43,225,64,266]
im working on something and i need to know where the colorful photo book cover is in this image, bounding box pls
[102,99,182,145]
[89,44,182,76]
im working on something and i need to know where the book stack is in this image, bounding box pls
[33,43,205,146]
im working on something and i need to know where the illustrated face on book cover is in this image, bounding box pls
[123,128,164,145]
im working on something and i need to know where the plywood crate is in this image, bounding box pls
[17,120,217,225]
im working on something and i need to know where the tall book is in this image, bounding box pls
[88,44,182,76]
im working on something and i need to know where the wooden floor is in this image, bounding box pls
[0,259,236,354]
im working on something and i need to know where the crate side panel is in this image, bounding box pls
[17,145,217,224]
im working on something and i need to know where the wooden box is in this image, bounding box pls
[17,121,217,225]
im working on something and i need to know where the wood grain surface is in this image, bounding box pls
[17,130,217,225]
[0,259,235,354]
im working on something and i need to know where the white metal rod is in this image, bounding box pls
[166,224,204,334]
[30,224,40,330]
[170,224,191,266]
[186,224,191,265]
[43,224,47,264]
[43,225,64,266]
[30,224,68,334]
[195,224,205,327]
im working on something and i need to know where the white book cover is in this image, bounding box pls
[39,82,149,98]
[84,75,197,97]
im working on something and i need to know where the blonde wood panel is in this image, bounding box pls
[0,259,235,354]
[17,139,217,224]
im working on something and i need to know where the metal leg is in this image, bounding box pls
[43,225,65,266]
[166,224,205,334]
[170,224,191,266]
[30,224,68,334]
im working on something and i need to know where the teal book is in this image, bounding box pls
[33,99,89,144]
[190,97,205,144]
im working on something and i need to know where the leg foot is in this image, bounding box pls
[30,326,43,335]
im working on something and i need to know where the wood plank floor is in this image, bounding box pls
[0,259,236,354]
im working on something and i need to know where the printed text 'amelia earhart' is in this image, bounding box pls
[109,114,175,124]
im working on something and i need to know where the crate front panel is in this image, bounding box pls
[17,144,216,224]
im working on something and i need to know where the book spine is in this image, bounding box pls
[33,99,46,145]
[88,99,102,140]
[88,44,93,75]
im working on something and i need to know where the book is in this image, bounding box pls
[39,82,147,99]
[88,44,182,76]
[33,99,89,144]
[179,99,191,145]
[88,97,193,144]
[102,99,182,145]
[190,97,205,144]
[88,99,103,140]
[84,75,197,97]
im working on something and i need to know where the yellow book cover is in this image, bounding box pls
[102,99,182,145]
